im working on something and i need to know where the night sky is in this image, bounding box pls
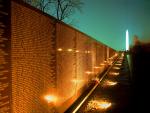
[68,0,150,51]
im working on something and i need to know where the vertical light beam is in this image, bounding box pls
[126,29,129,51]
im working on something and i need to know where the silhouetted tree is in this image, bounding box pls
[23,0,83,21]
[23,0,53,12]
[54,0,83,20]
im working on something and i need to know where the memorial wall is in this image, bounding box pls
[11,1,57,112]
[0,0,117,112]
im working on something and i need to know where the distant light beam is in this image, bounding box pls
[126,29,129,51]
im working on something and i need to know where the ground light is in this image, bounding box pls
[116,61,122,63]
[86,100,112,111]
[119,58,123,60]
[116,60,122,63]
[121,53,124,57]
[98,100,112,109]
[109,72,119,76]
[103,80,118,87]
[112,66,120,70]
[115,63,122,66]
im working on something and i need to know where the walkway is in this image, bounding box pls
[65,53,132,113]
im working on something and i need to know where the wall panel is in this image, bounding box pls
[56,23,76,104]
[76,32,91,90]
[11,1,56,113]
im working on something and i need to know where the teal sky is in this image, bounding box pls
[68,0,150,51]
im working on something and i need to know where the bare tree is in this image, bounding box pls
[54,0,83,21]
[36,0,53,12]
[23,0,83,22]
[23,0,32,3]
[23,0,37,6]
[23,0,53,12]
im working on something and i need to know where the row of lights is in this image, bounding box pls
[85,60,108,75]
[69,60,109,87]
[105,53,122,86]
[43,53,119,105]
[43,78,86,104]
[71,61,108,85]
[85,56,118,78]
[85,56,119,111]
[85,53,121,111]
[87,80,118,110]
[57,48,91,53]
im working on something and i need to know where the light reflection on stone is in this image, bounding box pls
[85,99,112,112]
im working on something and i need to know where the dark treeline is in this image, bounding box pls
[130,35,150,112]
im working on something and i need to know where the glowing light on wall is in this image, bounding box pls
[75,50,79,53]
[104,61,107,63]
[94,66,101,69]
[57,48,62,51]
[67,49,73,52]
[114,53,118,57]
[100,63,105,66]
[85,50,91,54]
[87,51,90,53]
[85,71,93,74]
[71,79,84,83]
[126,29,129,51]
[108,57,112,60]
[44,95,57,103]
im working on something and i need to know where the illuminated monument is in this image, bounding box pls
[126,29,129,51]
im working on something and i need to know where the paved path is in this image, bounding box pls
[76,53,132,113]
